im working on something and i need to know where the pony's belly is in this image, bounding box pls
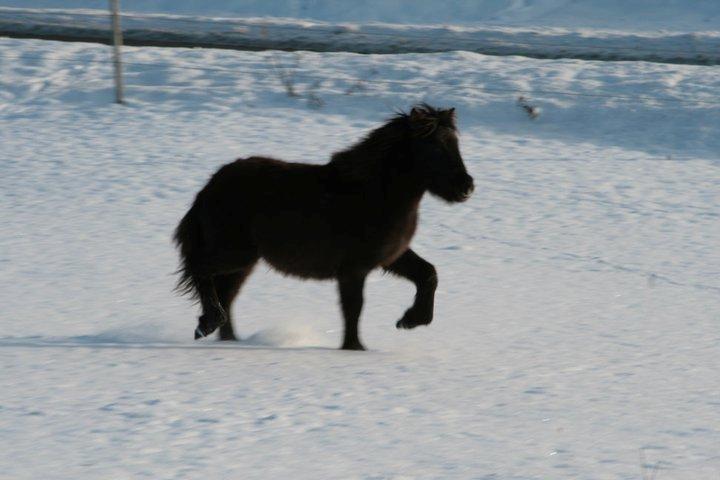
[252,207,418,277]
[258,239,342,280]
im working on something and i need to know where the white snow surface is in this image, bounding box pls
[1,37,719,479]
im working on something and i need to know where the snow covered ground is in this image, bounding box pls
[2,2,720,63]
[1,37,719,479]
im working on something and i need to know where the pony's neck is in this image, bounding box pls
[331,137,424,202]
[329,118,424,194]
[384,160,426,211]
[328,118,427,216]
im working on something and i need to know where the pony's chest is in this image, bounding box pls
[378,210,418,266]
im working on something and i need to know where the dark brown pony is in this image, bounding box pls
[174,104,474,350]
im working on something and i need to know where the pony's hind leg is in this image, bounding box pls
[384,249,438,329]
[215,266,256,341]
[194,276,226,339]
[192,248,258,340]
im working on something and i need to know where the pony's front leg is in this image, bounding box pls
[337,272,368,350]
[384,249,438,329]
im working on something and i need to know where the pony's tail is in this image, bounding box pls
[173,203,203,302]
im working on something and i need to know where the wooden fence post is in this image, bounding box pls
[109,0,124,104]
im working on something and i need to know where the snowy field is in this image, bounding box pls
[1,37,719,479]
[2,1,720,63]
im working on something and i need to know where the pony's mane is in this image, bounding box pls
[329,104,454,181]
[328,112,410,181]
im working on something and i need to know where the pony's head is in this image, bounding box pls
[407,104,474,203]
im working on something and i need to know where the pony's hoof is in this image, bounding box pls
[195,323,220,339]
[341,340,367,351]
[396,319,415,329]
[194,311,225,340]
[396,308,432,329]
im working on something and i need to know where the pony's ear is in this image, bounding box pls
[409,107,439,137]
[440,107,456,127]
[410,107,427,122]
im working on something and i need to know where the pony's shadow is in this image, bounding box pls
[0,329,339,353]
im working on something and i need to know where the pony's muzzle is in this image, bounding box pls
[456,174,474,201]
